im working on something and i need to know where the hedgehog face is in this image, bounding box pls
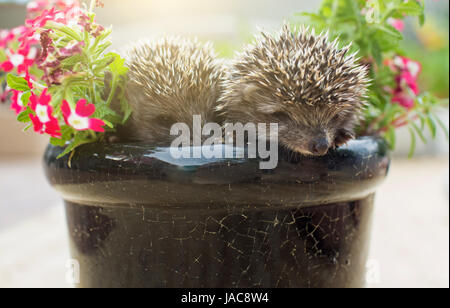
[245,85,357,156]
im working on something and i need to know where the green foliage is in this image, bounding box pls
[6,74,30,92]
[296,0,448,153]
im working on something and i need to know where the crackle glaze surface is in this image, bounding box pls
[44,137,390,288]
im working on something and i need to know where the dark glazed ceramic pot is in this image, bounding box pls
[44,137,390,288]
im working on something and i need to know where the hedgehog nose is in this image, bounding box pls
[311,138,329,156]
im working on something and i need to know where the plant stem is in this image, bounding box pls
[377,114,419,134]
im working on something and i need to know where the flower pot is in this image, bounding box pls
[43,136,390,288]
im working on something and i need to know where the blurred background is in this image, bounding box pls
[0,0,448,288]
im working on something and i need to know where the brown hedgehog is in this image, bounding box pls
[217,25,370,156]
[120,37,225,145]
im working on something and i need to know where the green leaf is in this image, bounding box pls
[61,54,85,68]
[385,125,396,149]
[23,124,32,132]
[419,14,425,27]
[426,115,437,139]
[371,41,383,65]
[95,42,113,57]
[374,23,403,39]
[410,121,427,144]
[50,137,66,147]
[93,102,118,119]
[370,24,402,52]
[20,91,32,107]
[93,55,116,74]
[408,128,417,158]
[57,133,93,159]
[120,97,132,124]
[51,24,83,42]
[6,74,30,92]
[103,119,114,129]
[17,107,33,123]
[108,52,129,76]
[397,0,424,17]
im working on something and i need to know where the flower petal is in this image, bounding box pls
[39,88,52,105]
[45,117,62,138]
[0,61,14,72]
[29,93,38,111]
[29,113,44,133]
[88,118,105,132]
[61,99,72,123]
[75,99,95,117]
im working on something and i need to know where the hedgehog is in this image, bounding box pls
[217,25,370,156]
[118,37,225,145]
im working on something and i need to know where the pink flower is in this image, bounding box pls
[11,90,27,115]
[19,8,58,48]
[386,56,422,110]
[28,89,61,137]
[1,46,37,74]
[0,30,14,48]
[0,27,27,48]
[62,99,106,132]
[393,56,422,78]
[396,72,419,95]
[26,7,58,28]
[392,91,415,109]
[388,18,405,32]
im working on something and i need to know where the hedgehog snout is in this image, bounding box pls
[310,137,330,156]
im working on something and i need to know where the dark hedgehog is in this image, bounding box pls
[120,37,225,145]
[217,25,370,156]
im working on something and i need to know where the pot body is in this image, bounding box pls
[44,137,390,288]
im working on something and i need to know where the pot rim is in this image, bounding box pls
[44,136,390,209]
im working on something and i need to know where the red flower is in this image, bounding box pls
[11,90,27,115]
[28,89,61,137]
[0,27,27,48]
[61,99,105,132]
[0,30,15,48]
[19,7,58,48]
[1,46,37,74]
[396,72,419,95]
[386,56,422,110]
[393,56,421,78]
[27,7,58,29]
